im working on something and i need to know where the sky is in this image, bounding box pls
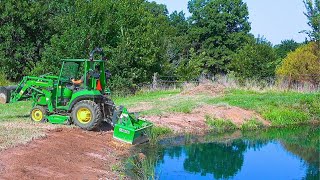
[150,0,310,45]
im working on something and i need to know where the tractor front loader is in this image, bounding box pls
[0,48,152,144]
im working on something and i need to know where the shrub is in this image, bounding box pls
[0,72,11,86]
[276,42,320,86]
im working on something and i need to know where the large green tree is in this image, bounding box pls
[0,0,67,80]
[274,40,300,59]
[34,0,173,93]
[230,38,278,81]
[188,0,252,74]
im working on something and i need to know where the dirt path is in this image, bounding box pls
[0,126,130,180]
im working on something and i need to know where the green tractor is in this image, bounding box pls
[0,48,152,144]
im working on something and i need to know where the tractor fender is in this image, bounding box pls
[68,95,104,111]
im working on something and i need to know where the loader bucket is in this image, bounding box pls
[113,108,153,145]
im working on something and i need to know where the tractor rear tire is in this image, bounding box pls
[103,98,115,125]
[0,87,9,104]
[71,100,103,131]
[30,106,47,123]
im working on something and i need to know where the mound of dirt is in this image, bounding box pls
[146,105,270,134]
[194,105,270,126]
[181,83,225,96]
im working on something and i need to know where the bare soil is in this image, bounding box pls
[181,83,226,96]
[0,125,130,180]
[146,105,270,134]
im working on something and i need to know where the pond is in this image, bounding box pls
[127,125,319,180]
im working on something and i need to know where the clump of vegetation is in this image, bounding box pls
[0,72,11,86]
[169,101,197,114]
[125,154,157,180]
[240,119,264,131]
[205,115,237,133]
[148,126,173,145]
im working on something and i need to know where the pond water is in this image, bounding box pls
[128,125,319,180]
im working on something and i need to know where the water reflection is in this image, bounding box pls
[183,141,246,179]
[129,125,319,180]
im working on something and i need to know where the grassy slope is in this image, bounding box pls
[208,89,320,126]
[116,89,320,126]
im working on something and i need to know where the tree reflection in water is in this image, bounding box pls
[128,125,319,179]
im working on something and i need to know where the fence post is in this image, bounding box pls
[152,73,158,90]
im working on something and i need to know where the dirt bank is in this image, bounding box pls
[0,126,130,180]
[146,104,270,134]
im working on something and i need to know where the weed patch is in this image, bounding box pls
[240,119,264,131]
[205,115,237,133]
[148,126,173,145]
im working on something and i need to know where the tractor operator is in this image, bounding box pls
[71,65,100,86]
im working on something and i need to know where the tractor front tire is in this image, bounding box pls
[30,106,47,123]
[71,100,103,131]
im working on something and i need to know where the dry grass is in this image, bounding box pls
[0,101,64,150]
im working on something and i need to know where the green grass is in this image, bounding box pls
[114,89,211,116]
[115,88,319,128]
[240,119,264,131]
[148,126,173,145]
[208,89,320,126]
[114,89,180,107]
[0,101,32,121]
[205,115,237,133]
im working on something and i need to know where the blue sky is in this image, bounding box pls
[150,0,310,45]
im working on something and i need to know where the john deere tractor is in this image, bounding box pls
[0,48,152,144]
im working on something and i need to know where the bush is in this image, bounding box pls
[0,72,11,86]
[276,42,320,85]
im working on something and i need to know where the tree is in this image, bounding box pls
[166,11,190,73]
[276,42,320,85]
[188,0,252,74]
[274,40,300,59]
[230,38,278,80]
[176,48,207,81]
[303,0,320,43]
[0,0,67,81]
[36,0,173,93]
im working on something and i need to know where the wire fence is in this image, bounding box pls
[138,73,320,92]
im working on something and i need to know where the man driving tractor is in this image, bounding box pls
[71,64,101,86]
